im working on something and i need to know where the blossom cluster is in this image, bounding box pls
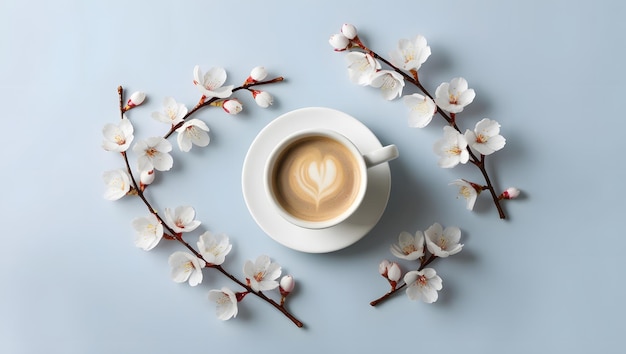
[374,223,463,305]
[330,24,520,219]
[101,66,302,327]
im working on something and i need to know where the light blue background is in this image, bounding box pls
[2,0,624,353]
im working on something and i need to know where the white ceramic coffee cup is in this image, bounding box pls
[264,128,398,229]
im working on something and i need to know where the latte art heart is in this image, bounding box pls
[296,156,341,209]
[271,135,361,222]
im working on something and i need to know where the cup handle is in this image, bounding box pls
[363,144,399,168]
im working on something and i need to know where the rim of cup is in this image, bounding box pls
[264,129,368,229]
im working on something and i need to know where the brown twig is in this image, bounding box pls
[370,254,438,306]
[350,40,507,219]
[116,84,303,327]
[163,76,284,139]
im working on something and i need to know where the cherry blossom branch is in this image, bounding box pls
[329,25,519,219]
[212,265,303,327]
[163,77,284,139]
[370,254,437,306]
[357,45,506,219]
[115,84,303,328]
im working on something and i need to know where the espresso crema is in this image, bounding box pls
[271,136,361,222]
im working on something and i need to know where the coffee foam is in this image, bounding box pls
[272,136,361,222]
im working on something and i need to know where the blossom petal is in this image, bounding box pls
[204,67,227,89]
[132,214,164,251]
[404,93,436,128]
[208,288,238,320]
[346,52,379,85]
[102,169,131,200]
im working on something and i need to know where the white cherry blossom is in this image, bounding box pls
[424,223,463,257]
[243,255,281,292]
[345,52,380,85]
[208,287,238,320]
[450,179,480,210]
[164,205,201,234]
[390,231,425,260]
[176,118,210,152]
[193,66,234,99]
[151,97,187,125]
[102,169,131,200]
[390,35,431,72]
[370,69,405,100]
[404,268,442,303]
[433,126,469,168]
[132,214,164,251]
[133,137,173,172]
[102,116,134,152]
[465,118,506,155]
[403,93,436,128]
[168,251,204,286]
[197,231,232,266]
[434,77,475,114]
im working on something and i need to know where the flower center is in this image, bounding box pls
[166,107,177,120]
[448,93,458,105]
[217,293,230,305]
[175,219,186,229]
[403,244,418,255]
[207,245,221,256]
[114,134,125,145]
[146,147,157,157]
[476,134,487,144]
[114,177,126,190]
[447,146,462,156]
[404,51,415,63]
[437,237,448,250]
[418,275,428,287]
[186,125,201,139]
[460,186,472,199]
[254,271,265,282]
[414,100,430,114]
[382,75,397,90]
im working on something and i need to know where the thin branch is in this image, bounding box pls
[116,80,303,327]
[163,76,284,139]
[352,41,507,219]
[370,255,438,307]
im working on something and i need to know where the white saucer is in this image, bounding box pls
[241,107,392,253]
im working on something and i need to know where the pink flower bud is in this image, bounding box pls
[139,169,155,187]
[222,99,243,115]
[387,262,401,283]
[329,33,350,51]
[250,66,267,81]
[379,260,391,277]
[280,275,295,294]
[127,91,146,108]
[341,23,358,40]
[500,187,520,200]
[252,90,273,108]
[244,66,268,85]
